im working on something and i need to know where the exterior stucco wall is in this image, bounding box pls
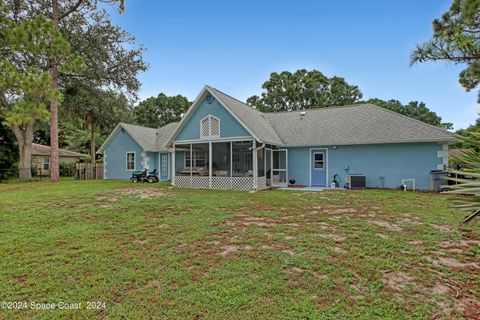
[147,152,158,171]
[175,96,251,141]
[287,143,444,190]
[104,128,143,180]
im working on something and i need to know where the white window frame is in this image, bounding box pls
[184,150,207,169]
[43,156,50,171]
[200,115,221,139]
[313,152,325,170]
[126,151,136,171]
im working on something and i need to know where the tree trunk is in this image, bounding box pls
[90,121,95,166]
[12,123,34,181]
[49,0,60,182]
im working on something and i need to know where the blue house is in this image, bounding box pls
[98,86,454,191]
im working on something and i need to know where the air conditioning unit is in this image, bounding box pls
[346,174,366,189]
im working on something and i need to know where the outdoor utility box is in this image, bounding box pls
[430,170,449,192]
[346,174,366,189]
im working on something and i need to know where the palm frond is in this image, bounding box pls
[445,131,480,222]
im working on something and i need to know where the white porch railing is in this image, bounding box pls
[175,176,255,191]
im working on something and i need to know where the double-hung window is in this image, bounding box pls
[185,151,206,169]
[126,152,135,171]
[43,157,50,170]
[313,152,324,170]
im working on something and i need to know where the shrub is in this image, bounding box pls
[31,165,39,177]
[59,162,75,177]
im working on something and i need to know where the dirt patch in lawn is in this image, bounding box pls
[381,269,480,318]
[439,239,480,254]
[368,220,402,231]
[318,232,347,243]
[425,256,480,270]
[429,224,454,233]
[381,270,413,291]
[288,267,328,280]
[261,243,295,256]
[218,244,240,257]
[397,215,424,226]
[116,187,170,199]
[96,187,171,208]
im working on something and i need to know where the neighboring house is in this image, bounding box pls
[31,143,86,176]
[98,86,454,190]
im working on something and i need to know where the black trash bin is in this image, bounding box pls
[430,170,449,192]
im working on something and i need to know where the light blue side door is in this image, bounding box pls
[311,149,327,187]
[160,153,169,180]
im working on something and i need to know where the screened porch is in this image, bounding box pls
[172,140,286,191]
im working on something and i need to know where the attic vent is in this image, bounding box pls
[200,115,220,139]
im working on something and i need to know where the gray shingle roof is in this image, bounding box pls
[154,122,179,150]
[32,143,87,157]
[264,104,454,146]
[103,87,454,153]
[207,87,453,146]
[118,122,177,152]
[207,87,284,145]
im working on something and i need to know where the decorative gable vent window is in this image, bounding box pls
[200,115,220,139]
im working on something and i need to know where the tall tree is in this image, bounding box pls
[0,116,18,180]
[454,116,480,150]
[247,69,450,129]
[47,0,124,182]
[0,7,83,180]
[365,98,454,129]
[411,0,480,101]
[4,0,145,181]
[62,85,132,163]
[133,93,190,128]
[247,69,363,112]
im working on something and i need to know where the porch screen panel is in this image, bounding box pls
[257,148,265,177]
[244,152,253,176]
[272,149,288,187]
[212,142,230,177]
[232,141,253,177]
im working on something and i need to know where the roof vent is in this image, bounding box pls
[300,111,306,119]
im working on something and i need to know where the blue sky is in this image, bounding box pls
[107,0,478,130]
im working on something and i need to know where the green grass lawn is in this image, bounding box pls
[0,180,479,319]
